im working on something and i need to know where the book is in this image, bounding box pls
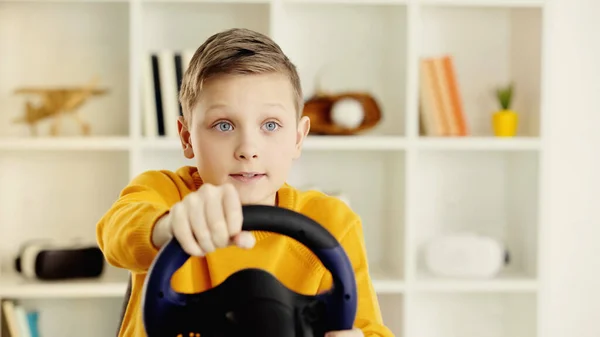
[142,49,196,138]
[1,299,40,337]
[419,55,468,137]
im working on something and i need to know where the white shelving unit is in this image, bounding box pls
[0,0,547,336]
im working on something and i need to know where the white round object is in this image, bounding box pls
[423,232,508,279]
[330,98,364,129]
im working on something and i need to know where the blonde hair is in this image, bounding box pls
[179,28,303,121]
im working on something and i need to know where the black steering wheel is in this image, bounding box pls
[141,204,358,337]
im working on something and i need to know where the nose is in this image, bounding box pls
[234,143,258,160]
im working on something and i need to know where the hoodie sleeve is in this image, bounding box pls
[96,170,183,274]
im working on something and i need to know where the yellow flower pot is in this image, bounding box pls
[493,110,518,137]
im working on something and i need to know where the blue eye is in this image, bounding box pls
[214,121,233,132]
[263,121,279,131]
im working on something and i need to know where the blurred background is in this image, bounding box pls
[0,0,598,336]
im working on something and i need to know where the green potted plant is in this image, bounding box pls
[492,83,518,137]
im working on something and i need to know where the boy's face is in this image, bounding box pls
[177,73,310,206]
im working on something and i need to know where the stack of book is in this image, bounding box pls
[419,55,469,137]
[1,300,39,337]
[142,50,196,138]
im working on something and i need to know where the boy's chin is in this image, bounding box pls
[237,189,277,206]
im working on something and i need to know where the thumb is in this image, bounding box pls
[231,231,255,249]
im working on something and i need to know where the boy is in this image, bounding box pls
[96,28,393,337]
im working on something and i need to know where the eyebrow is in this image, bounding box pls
[205,102,288,114]
[204,104,228,115]
[264,102,287,111]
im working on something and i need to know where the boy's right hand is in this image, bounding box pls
[152,183,256,256]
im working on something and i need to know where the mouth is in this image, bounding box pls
[229,172,266,183]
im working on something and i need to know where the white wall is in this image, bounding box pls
[540,0,600,336]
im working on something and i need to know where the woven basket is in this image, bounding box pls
[302,92,382,135]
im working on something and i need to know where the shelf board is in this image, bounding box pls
[141,135,408,151]
[0,136,539,152]
[303,135,407,150]
[413,273,538,293]
[17,0,539,3]
[0,137,132,151]
[415,137,540,151]
[0,0,130,2]
[283,0,408,4]
[418,0,545,7]
[140,137,181,150]
[0,273,403,298]
[0,0,268,2]
[140,0,271,3]
[0,273,128,299]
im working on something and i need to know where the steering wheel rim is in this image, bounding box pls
[142,204,357,336]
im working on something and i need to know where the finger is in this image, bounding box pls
[203,185,229,249]
[222,184,243,237]
[222,184,255,249]
[171,203,203,256]
[187,193,215,254]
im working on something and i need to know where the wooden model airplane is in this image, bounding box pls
[13,77,108,136]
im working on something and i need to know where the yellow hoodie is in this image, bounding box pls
[96,166,393,337]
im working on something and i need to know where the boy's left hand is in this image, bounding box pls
[325,328,364,337]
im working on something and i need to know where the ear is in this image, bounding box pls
[177,116,195,159]
[294,115,310,159]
